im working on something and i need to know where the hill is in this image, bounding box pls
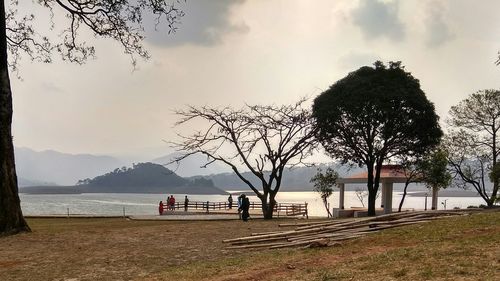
[21,162,226,195]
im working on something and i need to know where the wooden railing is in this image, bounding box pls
[160,201,308,218]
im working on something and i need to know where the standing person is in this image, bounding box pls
[239,194,250,222]
[228,194,233,209]
[237,194,243,219]
[159,201,164,215]
[184,195,189,212]
[169,195,176,211]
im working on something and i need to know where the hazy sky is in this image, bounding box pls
[11,0,500,160]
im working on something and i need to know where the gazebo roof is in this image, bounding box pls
[337,165,410,184]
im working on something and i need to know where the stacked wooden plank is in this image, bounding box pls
[223,210,478,250]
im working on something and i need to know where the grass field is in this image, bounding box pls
[0,210,499,281]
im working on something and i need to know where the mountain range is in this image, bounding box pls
[15,147,125,186]
[15,147,435,193]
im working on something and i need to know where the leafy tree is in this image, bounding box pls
[445,89,500,207]
[310,167,338,218]
[1,0,184,235]
[172,99,317,219]
[397,150,451,211]
[312,61,442,216]
[419,149,452,210]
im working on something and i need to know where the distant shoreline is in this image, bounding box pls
[19,186,483,198]
[407,190,481,198]
[19,185,228,195]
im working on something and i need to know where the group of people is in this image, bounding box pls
[159,195,191,215]
[228,194,250,222]
[158,194,250,221]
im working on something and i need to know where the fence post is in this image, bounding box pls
[123,207,126,218]
[206,201,209,213]
[305,202,309,219]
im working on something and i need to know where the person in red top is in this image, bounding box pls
[169,195,176,211]
[158,200,164,215]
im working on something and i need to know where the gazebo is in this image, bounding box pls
[335,165,416,217]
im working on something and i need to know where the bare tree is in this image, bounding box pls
[445,90,500,207]
[172,99,317,219]
[1,0,184,235]
[354,187,366,208]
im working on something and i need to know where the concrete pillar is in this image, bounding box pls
[383,182,393,214]
[380,183,385,208]
[431,186,439,210]
[338,183,345,210]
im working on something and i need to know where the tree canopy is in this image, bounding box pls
[6,0,184,69]
[312,61,442,216]
[445,89,500,206]
[419,149,451,191]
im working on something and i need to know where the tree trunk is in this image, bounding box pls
[366,164,376,216]
[431,186,438,210]
[322,197,332,218]
[398,181,410,212]
[0,0,30,235]
[367,189,377,216]
[489,173,498,207]
[261,192,276,220]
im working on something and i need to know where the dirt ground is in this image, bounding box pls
[0,218,293,281]
[1,212,499,281]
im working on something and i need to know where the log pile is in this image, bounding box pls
[223,210,478,250]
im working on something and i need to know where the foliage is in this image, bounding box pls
[173,99,318,219]
[310,167,338,217]
[489,163,500,183]
[445,89,500,206]
[6,0,185,70]
[419,149,452,190]
[79,162,188,187]
[312,61,442,215]
[397,149,451,212]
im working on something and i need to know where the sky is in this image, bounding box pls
[10,0,500,161]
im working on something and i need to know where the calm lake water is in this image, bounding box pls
[19,191,485,217]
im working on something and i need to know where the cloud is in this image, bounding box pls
[145,0,248,47]
[423,2,454,47]
[351,0,405,41]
